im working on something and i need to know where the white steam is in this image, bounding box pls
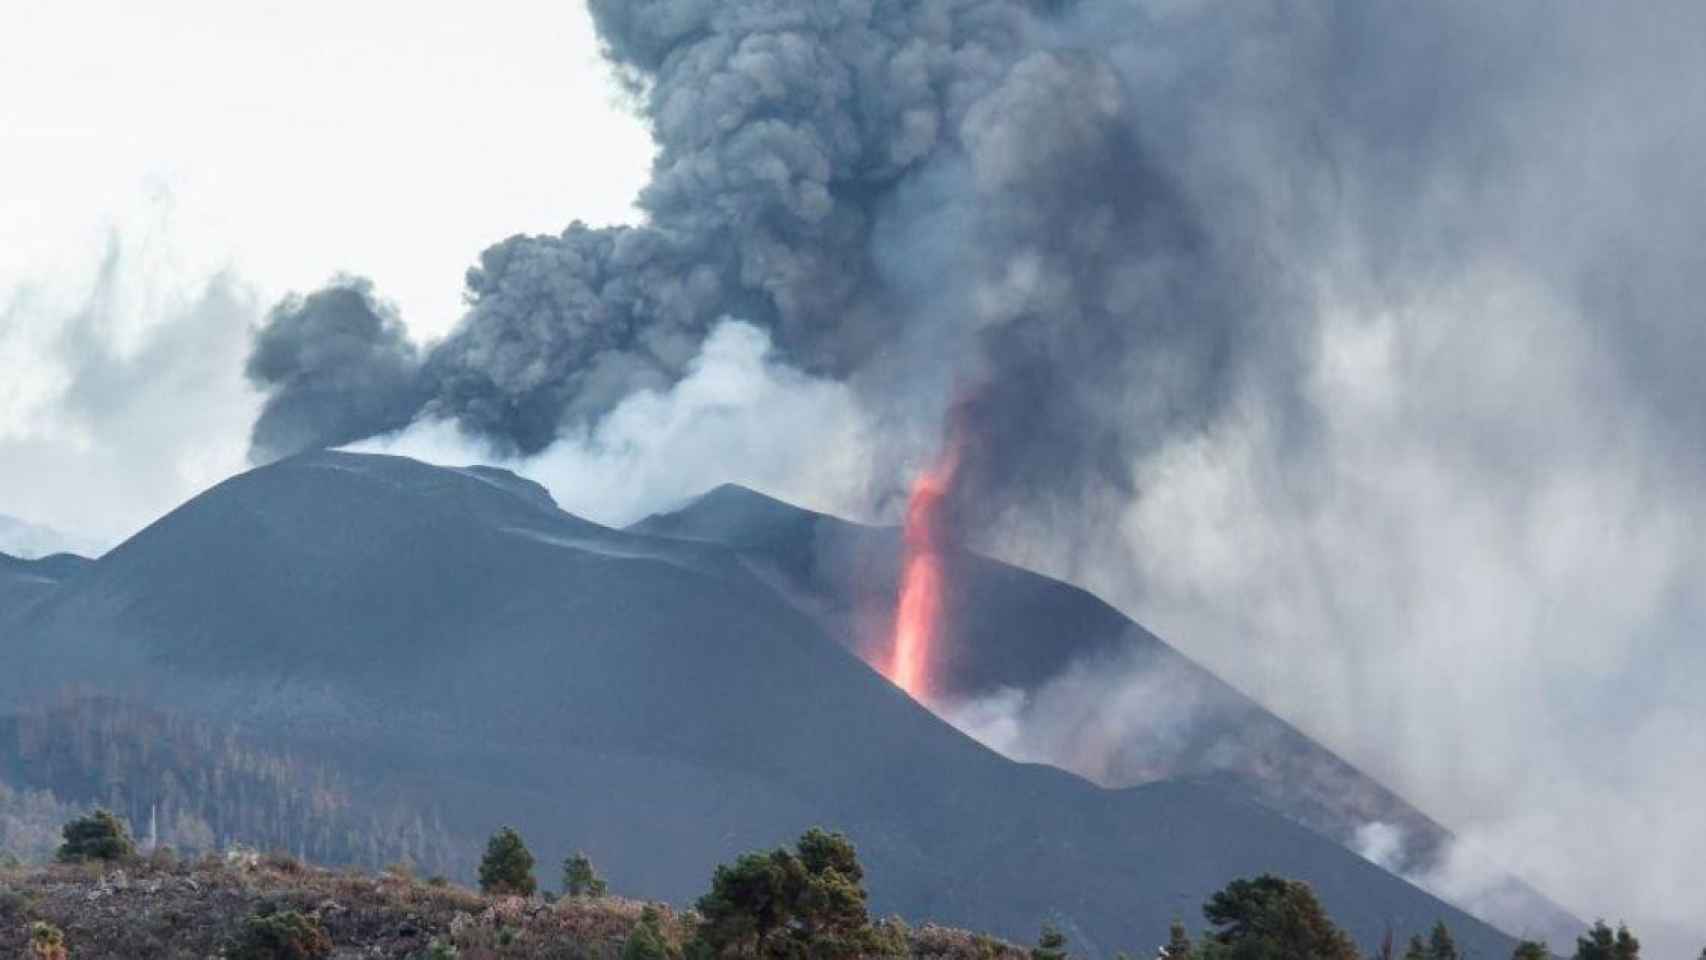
[353,320,879,526]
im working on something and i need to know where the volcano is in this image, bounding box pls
[0,452,1566,955]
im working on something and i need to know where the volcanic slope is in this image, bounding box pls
[632,484,1582,944]
[2,452,1520,957]
[0,551,89,626]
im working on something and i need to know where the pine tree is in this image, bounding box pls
[1428,923,1460,960]
[478,826,537,897]
[623,905,671,960]
[693,828,875,960]
[1201,875,1359,960]
[1512,941,1550,960]
[1033,923,1069,960]
[1574,922,1638,960]
[564,851,609,897]
[1162,920,1194,960]
[1403,935,1428,960]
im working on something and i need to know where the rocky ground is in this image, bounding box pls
[0,850,1026,960]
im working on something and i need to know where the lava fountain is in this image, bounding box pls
[889,446,961,701]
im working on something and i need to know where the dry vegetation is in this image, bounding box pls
[0,850,1028,960]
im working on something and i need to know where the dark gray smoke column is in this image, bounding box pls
[243,0,1257,522]
[247,278,426,463]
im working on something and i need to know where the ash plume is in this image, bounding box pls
[244,0,1706,951]
[247,277,425,463]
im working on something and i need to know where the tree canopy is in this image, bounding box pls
[55,810,135,864]
[1199,874,1359,960]
[694,828,874,960]
[1573,921,1638,960]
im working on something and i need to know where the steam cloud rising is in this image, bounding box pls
[246,0,1706,952]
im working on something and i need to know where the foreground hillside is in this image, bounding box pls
[0,852,1024,960]
[0,452,1526,956]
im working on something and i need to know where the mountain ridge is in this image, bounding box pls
[0,451,1549,956]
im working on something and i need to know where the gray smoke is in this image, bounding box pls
[244,1,1706,950]
[247,0,1255,504]
[247,277,424,463]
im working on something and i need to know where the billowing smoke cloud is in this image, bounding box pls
[246,278,424,463]
[244,0,1706,952]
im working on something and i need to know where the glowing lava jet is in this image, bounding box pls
[888,447,960,701]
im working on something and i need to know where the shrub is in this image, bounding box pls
[56,809,136,864]
[564,851,609,898]
[479,826,537,897]
[1163,921,1194,960]
[624,906,673,960]
[263,850,305,874]
[230,909,334,960]
[1,887,33,922]
[1032,924,1068,960]
[29,921,68,960]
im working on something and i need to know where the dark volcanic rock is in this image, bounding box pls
[1,452,1534,957]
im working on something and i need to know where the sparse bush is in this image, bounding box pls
[1163,920,1194,960]
[624,905,673,960]
[871,917,910,957]
[0,887,32,922]
[28,921,68,960]
[564,851,609,898]
[146,845,179,872]
[55,809,135,864]
[426,939,461,959]
[1032,923,1068,960]
[478,826,536,897]
[230,908,333,960]
[263,850,305,874]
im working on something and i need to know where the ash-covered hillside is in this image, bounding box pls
[1,451,1535,957]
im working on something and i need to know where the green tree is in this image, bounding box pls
[1200,874,1359,960]
[693,828,874,960]
[1428,922,1460,960]
[1162,920,1194,960]
[231,909,333,960]
[56,809,135,863]
[1403,935,1428,960]
[565,850,610,897]
[1033,924,1069,960]
[1573,921,1638,960]
[478,826,537,897]
[1512,941,1550,960]
[625,905,673,960]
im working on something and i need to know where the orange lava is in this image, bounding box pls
[889,449,960,700]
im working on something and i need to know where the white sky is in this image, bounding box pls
[1,0,652,336]
[0,0,653,544]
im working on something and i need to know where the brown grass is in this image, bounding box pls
[0,857,1027,960]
